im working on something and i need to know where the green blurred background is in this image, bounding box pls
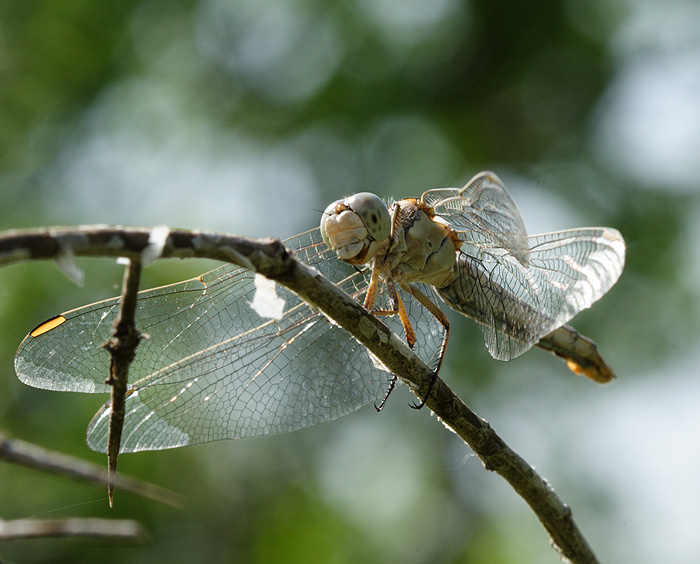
[1,0,698,562]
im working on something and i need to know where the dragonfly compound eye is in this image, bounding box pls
[343,192,391,242]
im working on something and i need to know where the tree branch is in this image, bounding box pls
[0,226,600,564]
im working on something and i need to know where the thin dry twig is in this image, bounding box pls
[0,226,600,564]
[103,258,143,507]
[0,517,145,542]
[0,434,183,508]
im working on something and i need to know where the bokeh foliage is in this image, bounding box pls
[2,1,699,563]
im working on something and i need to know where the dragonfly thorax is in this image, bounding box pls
[383,199,459,288]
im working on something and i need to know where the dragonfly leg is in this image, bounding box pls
[367,277,417,348]
[374,375,397,412]
[399,282,451,409]
[409,371,438,410]
[363,266,381,310]
[400,282,450,371]
[366,271,449,410]
[391,283,417,348]
[369,276,417,411]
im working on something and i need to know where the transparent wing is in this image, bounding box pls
[422,171,529,264]
[424,172,625,361]
[15,229,445,452]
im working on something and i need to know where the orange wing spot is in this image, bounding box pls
[30,315,67,337]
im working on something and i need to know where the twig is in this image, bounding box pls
[0,517,145,541]
[102,258,143,507]
[0,226,600,564]
[0,434,183,507]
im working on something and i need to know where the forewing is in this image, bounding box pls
[15,274,219,394]
[15,229,445,452]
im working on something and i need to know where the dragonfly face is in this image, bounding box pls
[320,192,391,264]
[14,171,625,453]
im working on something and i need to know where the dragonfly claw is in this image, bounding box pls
[374,375,397,412]
[409,370,439,410]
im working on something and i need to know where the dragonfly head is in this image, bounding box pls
[320,192,391,264]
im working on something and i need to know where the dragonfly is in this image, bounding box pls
[14,171,625,453]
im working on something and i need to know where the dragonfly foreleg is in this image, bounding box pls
[362,266,417,348]
[379,278,417,348]
[363,266,381,311]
